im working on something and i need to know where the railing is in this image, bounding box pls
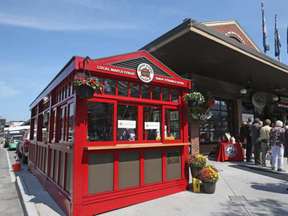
[29,141,73,195]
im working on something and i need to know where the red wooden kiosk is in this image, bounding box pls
[28,51,191,215]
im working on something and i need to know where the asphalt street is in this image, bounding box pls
[0,138,24,216]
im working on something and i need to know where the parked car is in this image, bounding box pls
[18,131,30,164]
[4,133,22,148]
[8,135,22,150]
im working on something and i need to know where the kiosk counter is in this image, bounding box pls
[28,51,192,215]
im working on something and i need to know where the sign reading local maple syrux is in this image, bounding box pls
[280,96,288,104]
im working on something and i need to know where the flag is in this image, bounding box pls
[261,2,270,53]
[274,13,281,57]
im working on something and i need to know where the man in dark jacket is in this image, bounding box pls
[251,118,262,165]
[245,117,253,162]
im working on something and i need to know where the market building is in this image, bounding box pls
[141,18,288,154]
[28,18,288,215]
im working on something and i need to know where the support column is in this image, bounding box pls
[190,118,200,155]
[234,98,242,139]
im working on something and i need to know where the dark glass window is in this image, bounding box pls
[141,85,150,99]
[165,109,180,140]
[43,96,50,111]
[33,118,37,141]
[199,100,233,143]
[60,107,65,141]
[152,86,160,100]
[117,105,138,141]
[130,83,139,98]
[42,111,49,143]
[162,88,169,101]
[143,107,161,141]
[104,79,116,95]
[52,110,57,142]
[70,84,73,96]
[68,103,74,142]
[171,89,179,102]
[118,81,128,97]
[87,102,114,142]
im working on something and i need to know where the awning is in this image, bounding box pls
[140,19,288,96]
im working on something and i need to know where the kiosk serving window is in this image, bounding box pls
[143,107,161,141]
[86,103,182,143]
[117,105,138,141]
[87,102,114,142]
[165,109,180,140]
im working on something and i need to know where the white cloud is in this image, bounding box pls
[0,12,137,31]
[0,81,18,97]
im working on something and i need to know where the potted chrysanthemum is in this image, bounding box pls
[186,154,207,178]
[73,77,103,99]
[198,165,219,194]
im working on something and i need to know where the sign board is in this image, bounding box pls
[276,103,288,109]
[224,144,238,158]
[144,122,160,130]
[252,92,266,109]
[118,120,136,129]
[137,63,154,83]
[242,113,254,122]
[280,96,288,104]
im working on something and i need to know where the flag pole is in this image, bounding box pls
[261,1,269,55]
[275,13,281,62]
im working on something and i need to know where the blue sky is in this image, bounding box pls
[0,0,288,122]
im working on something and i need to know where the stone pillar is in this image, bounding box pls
[190,118,200,155]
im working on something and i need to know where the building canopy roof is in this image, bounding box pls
[140,19,288,96]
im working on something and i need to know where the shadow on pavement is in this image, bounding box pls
[219,198,288,216]
[228,163,288,181]
[250,182,288,194]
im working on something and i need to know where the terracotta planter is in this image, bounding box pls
[190,167,202,178]
[77,85,94,99]
[188,100,198,109]
[203,182,216,194]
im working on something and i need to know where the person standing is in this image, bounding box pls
[244,117,253,162]
[251,118,262,165]
[269,120,286,172]
[284,120,288,159]
[239,121,247,158]
[260,119,271,167]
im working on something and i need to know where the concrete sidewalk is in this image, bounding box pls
[101,159,288,216]
[5,145,288,216]
[6,147,65,216]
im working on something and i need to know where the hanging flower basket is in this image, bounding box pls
[188,92,216,124]
[73,77,103,99]
[188,100,199,108]
[77,85,95,99]
[182,92,205,109]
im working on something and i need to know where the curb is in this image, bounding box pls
[1,145,15,182]
[16,176,39,216]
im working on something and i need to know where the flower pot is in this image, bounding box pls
[190,167,202,178]
[203,182,216,194]
[188,100,198,108]
[77,85,94,99]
